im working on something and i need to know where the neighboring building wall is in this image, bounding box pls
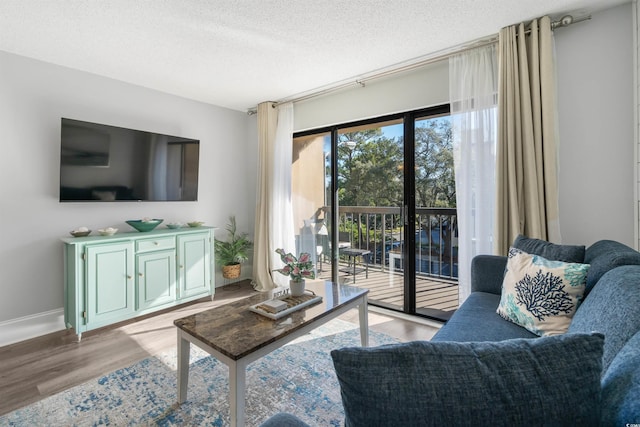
[292,135,326,233]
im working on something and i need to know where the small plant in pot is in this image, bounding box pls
[275,248,316,296]
[214,216,252,280]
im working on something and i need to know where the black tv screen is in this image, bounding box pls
[59,118,200,202]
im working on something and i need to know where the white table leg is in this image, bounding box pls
[177,333,191,404]
[359,294,369,347]
[229,360,246,427]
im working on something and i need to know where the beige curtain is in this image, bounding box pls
[252,102,296,291]
[494,16,561,255]
[252,102,278,291]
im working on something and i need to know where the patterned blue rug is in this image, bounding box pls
[0,319,399,426]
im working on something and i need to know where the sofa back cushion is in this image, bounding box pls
[568,265,640,372]
[601,330,640,426]
[584,240,640,295]
[513,234,585,263]
[331,334,603,427]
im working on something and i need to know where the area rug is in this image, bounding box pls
[0,319,399,426]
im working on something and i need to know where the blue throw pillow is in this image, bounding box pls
[513,234,585,263]
[331,334,603,427]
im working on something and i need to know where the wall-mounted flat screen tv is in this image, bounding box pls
[59,118,200,202]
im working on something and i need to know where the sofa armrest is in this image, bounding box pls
[471,255,507,295]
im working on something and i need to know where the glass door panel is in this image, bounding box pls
[336,119,405,311]
[414,114,459,320]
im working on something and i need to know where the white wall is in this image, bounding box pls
[0,51,255,340]
[293,60,449,131]
[556,3,635,248]
[293,3,635,249]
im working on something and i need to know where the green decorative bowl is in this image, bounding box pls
[126,219,163,232]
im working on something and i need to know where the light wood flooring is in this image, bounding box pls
[0,280,441,416]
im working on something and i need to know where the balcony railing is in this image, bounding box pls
[317,206,458,281]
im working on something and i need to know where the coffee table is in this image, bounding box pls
[174,280,369,427]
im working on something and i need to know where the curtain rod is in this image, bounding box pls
[247,13,590,115]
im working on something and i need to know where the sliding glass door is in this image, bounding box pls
[292,105,457,321]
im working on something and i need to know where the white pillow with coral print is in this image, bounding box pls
[496,247,590,336]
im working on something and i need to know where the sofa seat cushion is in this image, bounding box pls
[601,330,640,426]
[432,292,538,342]
[331,334,604,427]
[568,265,640,372]
[496,248,589,336]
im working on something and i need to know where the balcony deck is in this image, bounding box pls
[317,265,459,319]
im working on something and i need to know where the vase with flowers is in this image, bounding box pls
[275,248,316,296]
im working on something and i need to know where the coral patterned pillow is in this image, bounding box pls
[497,247,590,336]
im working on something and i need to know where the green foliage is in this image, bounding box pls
[214,216,252,266]
[414,119,456,208]
[336,118,455,209]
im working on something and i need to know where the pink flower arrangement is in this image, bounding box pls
[275,248,316,282]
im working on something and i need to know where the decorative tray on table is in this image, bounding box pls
[249,291,323,320]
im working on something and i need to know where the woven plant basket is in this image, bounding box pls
[222,263,241,279]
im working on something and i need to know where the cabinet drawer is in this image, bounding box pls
[136,237,176,252]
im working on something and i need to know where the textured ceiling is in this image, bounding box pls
[0,0,627,112]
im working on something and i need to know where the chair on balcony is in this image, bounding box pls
[315,230,351,272]
[338,231,352,249]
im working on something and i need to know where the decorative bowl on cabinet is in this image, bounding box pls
[126,219,163,232]
[97,227,118,236]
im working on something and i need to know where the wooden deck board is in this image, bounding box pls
[318,266,459,316]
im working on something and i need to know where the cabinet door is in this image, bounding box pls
[137,249,176,310]
[177,232,211,298]
[86,242,135,326]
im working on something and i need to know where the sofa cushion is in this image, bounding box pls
[601,330,640,426]
[584,240,640,295]
[331,334,603,427]
[432,292,537,342]
[496,248,589,336]
[569,265,640,372]
[513,234,586,263]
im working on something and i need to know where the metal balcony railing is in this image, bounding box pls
[316,206,458,281]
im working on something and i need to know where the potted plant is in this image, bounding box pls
[214,216,253,279]
[275,248,316,296]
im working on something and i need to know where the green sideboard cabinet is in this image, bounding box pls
[63,227,215,341]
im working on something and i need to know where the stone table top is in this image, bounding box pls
[173,280,368,361]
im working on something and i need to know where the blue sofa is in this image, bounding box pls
[432,239,640,424]
[262,239,640,426]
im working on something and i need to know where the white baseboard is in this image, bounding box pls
[0,308,66,347]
